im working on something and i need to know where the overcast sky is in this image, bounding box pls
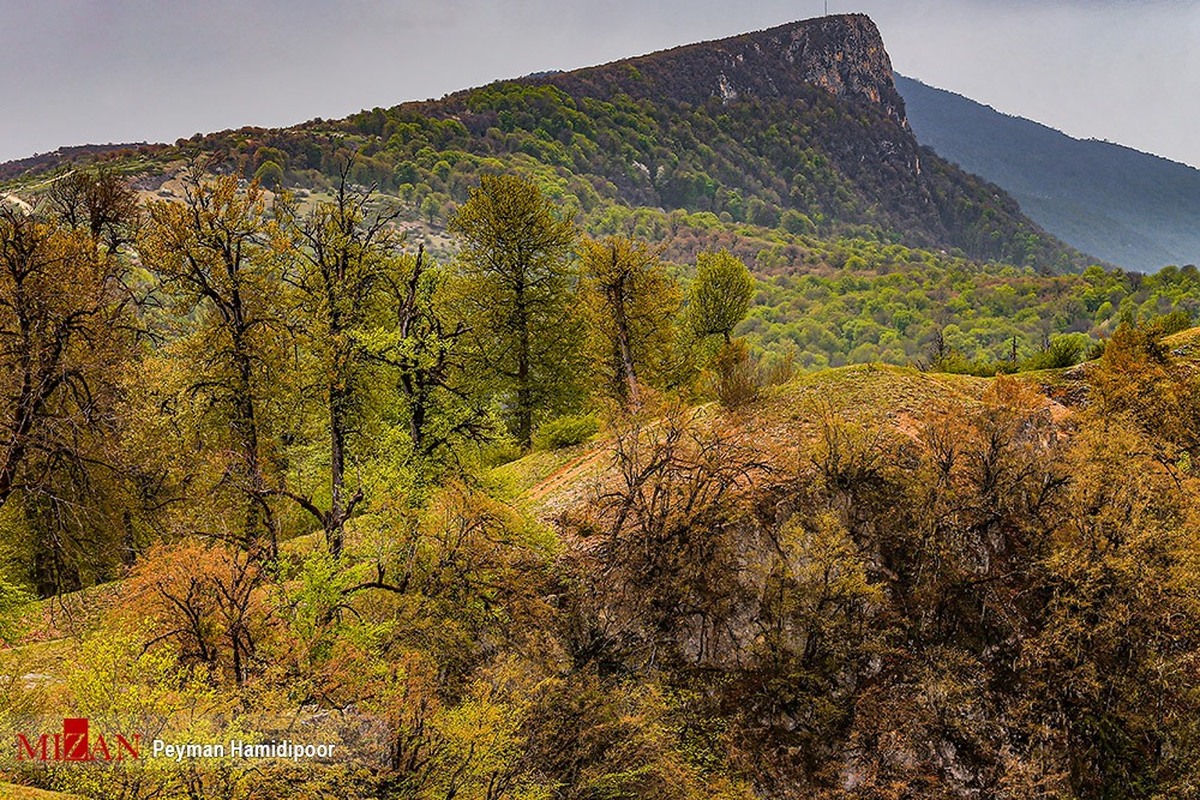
[1,0,1197,167]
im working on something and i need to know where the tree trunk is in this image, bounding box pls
[231,311,274,559]
[328,380,348,557]
[514,276,533,449]
[608,277,640,408]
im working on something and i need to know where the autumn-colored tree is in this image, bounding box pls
[1014,366,1200,796]
[139,172,290,557]
[579,235,681,406]
[450,174,583,449]
[0,202,135,594]
[1090,321,1200,466]
[123,539,274,686]
[0,207,131,507]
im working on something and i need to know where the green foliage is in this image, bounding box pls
[534,414,599,450]
[28,42,1091,274]
[685,250,754,343]
[1021,333,1089,370]
[451,174,585,448]
[742,244,1200,372]
[253,159,284,190]
[0,575,31,644]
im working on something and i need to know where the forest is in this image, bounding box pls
[1,164,1200,800]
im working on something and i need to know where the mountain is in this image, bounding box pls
[1,15,1088,273]
[896,74,1200,273]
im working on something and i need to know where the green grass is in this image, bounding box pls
[763,363,990,424]
[489,442,600,501]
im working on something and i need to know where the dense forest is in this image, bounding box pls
[0,164,1199,800]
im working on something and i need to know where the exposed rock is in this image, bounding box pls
[546,14,908,127]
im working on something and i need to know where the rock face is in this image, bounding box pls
[547,14,908,127]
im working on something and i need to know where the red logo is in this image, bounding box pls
[16,718,140,761]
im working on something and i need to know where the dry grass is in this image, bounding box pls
[0,783,82,799]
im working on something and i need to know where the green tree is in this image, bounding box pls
[366,245,493,471]
[450,174,582,449]
[275,168,400,557]
[579,235,681,406]
[685,250,754,344]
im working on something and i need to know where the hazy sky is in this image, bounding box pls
[2,0,1198,167]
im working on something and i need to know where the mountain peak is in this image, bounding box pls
[538,14,907,127]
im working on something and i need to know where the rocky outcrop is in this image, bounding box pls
[545,14,908,127]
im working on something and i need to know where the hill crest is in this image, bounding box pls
[536,14,908,127]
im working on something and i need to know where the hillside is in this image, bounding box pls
[897,74,1200,273]
[1,15,1088,273]
[5,325,1200,797]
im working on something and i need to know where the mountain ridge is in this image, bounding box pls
[1,14,1089,272]
[897,74,1200,272]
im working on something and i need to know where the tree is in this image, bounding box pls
[579,235,681,406]
[44,165,139,256]
[123,539,272,686]
[368,245,492,470]
[139,172,289,558]
[0,207,131,507]
[275,168,400,557]
[685,250,754,344]
[0,201,136,594]
[450,174,582,449]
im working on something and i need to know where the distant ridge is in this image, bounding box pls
[0,142,163,182]
[896,74,1200,272]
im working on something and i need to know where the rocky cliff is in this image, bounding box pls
[545,14,908,128]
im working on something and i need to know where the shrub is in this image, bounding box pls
[1022,334,1089,370]
[535,414,600,450]
[710,340,759,409]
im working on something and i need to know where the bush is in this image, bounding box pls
[535,414,600,450]
[710,339,759,409]
[1022,334,1089,370]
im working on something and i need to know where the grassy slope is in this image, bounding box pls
[498,364,1000,520]
[1162,324,1200,357]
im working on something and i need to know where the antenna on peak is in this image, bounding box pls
[825,1,829,16]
